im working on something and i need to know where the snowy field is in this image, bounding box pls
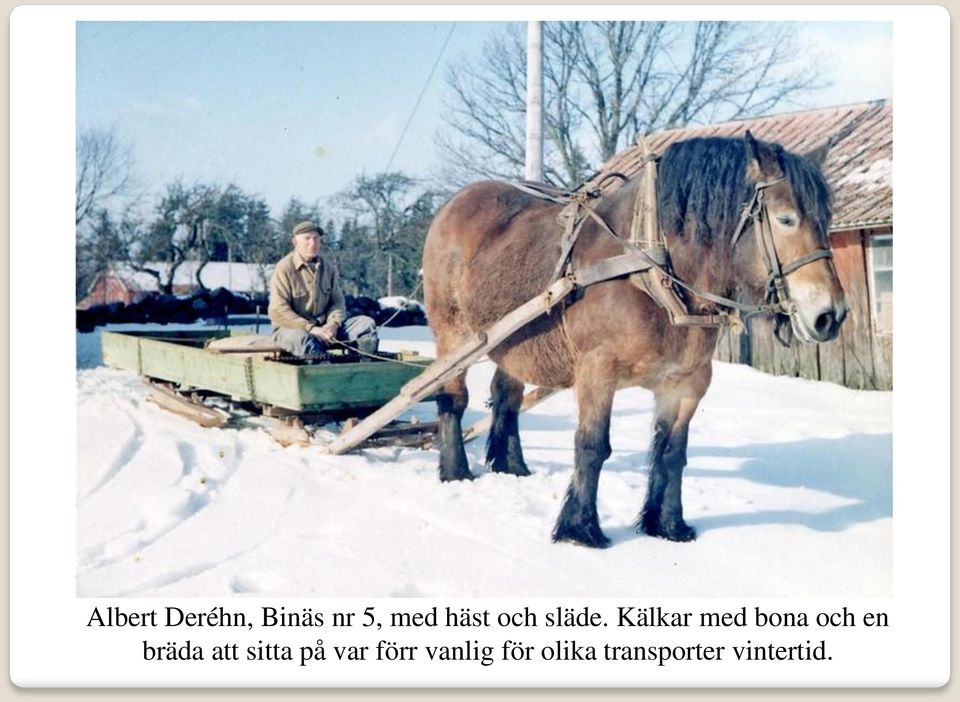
[76,325,892,599]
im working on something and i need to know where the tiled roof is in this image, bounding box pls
[589,100,892,230]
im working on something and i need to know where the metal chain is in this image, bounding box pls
[243,355,257,402]
[327,340,429,368]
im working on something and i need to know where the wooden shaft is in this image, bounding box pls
[323,277,576,455]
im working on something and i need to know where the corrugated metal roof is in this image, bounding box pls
[589,100,892,230]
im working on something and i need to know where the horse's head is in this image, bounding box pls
[734,131,847,345]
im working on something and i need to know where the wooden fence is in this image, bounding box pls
[714,226,892,391]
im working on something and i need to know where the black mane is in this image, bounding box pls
[656,136,833,247]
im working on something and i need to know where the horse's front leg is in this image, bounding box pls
[552,349,618,548]
[436,372,473,481]
[639,366,710,542]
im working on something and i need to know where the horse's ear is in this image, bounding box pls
[803,140,831,169]
[744,130,783,182]
[744,130,765,181]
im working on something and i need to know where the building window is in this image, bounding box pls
[867,234,892,334]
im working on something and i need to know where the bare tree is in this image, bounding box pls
[335,173,445,297]
[75,126,139,227]
[438,21,827,188]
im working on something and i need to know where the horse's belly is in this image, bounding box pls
[487,315,576,388]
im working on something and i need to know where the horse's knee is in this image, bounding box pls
[491,368,524,407]
[437,378,468,417]
[575,425,612,465]
[437,393,459,415]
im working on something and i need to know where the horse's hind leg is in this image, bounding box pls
[485,367,531,476]
[437,372,473,481]
[553,350,617,548]
[638,367,710,542]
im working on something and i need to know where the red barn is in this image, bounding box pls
[592,100,892,390]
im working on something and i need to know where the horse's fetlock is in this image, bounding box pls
[554,493,609,548]
[638,507,696,542]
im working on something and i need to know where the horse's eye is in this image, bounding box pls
[776,214,798,227]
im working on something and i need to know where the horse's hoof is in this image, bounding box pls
[490,461,531,477]
[552,521,611,549]
[638,512,697,542]
[439,468,474,482]
[664,522,697,542]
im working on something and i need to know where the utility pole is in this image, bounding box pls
[525,20,544,182]
[387,252,394,297]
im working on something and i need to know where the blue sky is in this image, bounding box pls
[76,21,891,216]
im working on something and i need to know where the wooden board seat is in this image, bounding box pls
[205,335,283,354]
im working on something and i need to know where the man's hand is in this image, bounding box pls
[310,321,340,344]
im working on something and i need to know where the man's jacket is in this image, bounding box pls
[268,250,347,331]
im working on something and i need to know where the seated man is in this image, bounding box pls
[268,220,378,359]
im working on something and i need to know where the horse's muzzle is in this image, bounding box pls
[810,303,848,342]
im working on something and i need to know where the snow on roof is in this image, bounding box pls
[114,261,274,293]
[837,157,892,193]
[378,296,425,312]
[591,100,893,230]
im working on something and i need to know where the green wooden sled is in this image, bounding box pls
[100,329,432,415]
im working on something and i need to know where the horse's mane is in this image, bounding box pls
[656,137,833,247]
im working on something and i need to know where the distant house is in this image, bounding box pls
[77,261,274,309]
[77,268,151,309]
[591,100,892,390]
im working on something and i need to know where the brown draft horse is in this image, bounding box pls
[422,132,847,548]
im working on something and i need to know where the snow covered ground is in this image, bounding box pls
[76,325,892,599]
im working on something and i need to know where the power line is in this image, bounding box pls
[383,22,457,174]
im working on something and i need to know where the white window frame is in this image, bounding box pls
[865,232,893,335]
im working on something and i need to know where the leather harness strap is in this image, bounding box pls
[508,157,833,330]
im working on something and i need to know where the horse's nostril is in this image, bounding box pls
[814,311,837,338]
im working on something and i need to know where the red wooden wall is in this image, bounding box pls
[715,226,892,390]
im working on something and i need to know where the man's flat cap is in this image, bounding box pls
[292,220,323,237]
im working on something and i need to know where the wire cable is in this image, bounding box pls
[384,22,457,173]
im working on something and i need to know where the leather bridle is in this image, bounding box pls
[730,178,835,320]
